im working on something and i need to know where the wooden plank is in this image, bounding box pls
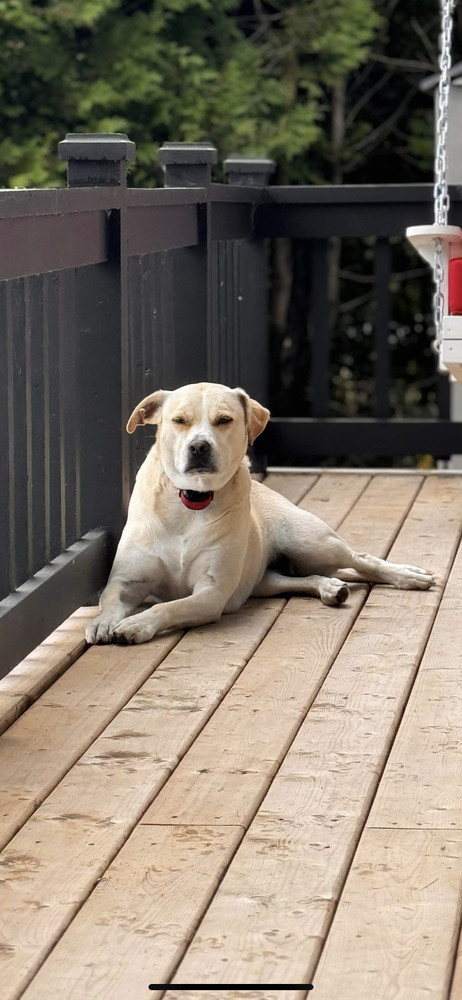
[164,992,305,1000]
[0,606,94,723]
[0,600,283,999]
[0,632,182,850]
[27,475,419,995]
[0,530,107,679]
[0,474,379,998]
[0,694,28,734]
[21,825,242,1000]
[263,472,318,505]
[312,830,462,999]
[298,472,369,523]
[141,590,368,828]
[450,927,462,997]
[164,475,462,987]
[368,537,462,830]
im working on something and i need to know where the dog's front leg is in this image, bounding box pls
[86,575,152,644]
[113,581,227,645]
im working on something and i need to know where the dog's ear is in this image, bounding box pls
[235,388,270,445]
[126,390,169,434]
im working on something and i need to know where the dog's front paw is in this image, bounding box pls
[113,616,157,645]
[86,615,122,644]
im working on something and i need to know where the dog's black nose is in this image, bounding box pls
[188,439,211,456]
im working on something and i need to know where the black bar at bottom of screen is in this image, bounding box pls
[148,988,314,992]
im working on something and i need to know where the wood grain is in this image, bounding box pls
[0,606,95,733]
[0,633,182,849]
[0,694,28,735]
[0,600,284,1000]
[368,540,462,830]
[4,472,377,997]
[298,472,369,522]
[164,993,306,1000]
[8,472,461,997]
[20,825,242,1000]
[167,475,462,986]
[264,472,318,505]
[20,475,423,997]
[313,829,462,999]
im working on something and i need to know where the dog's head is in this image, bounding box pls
[126,382,270,492]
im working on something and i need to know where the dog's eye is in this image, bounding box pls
[216,416,233,425]
[172,416,187,425]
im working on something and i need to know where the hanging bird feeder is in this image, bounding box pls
[406,0,462,381]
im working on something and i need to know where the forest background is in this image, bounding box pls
[2,0,461,459]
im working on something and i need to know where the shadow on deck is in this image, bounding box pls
[1,470,462,999]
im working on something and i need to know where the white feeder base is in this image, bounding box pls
[442,316,462,380]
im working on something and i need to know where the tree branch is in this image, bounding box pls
[345,71,392,129]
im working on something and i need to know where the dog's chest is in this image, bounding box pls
[140,523,206,600]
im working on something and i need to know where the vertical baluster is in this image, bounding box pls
[44,272,62,560]
[28,275,46,574]
[0,283,9,598]
[128,253,143,482]
[309,240,330,418]
[7,279,28,587]
[59,270,78,549]
[374,237,392,418]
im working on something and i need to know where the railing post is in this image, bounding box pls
[58,132,135,556]
[158,141,217,189]
[224,155,274,473]
[157,142,217,387]
[223,155,274,407]
[224,156,274,189]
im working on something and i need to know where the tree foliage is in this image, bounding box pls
[0,0,382,187]
[2,0,462,466]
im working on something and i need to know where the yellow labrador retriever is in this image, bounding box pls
[86,382,434,645]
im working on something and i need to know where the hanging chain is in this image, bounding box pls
[433,0,455,351]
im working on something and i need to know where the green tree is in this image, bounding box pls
[0,0,380,188]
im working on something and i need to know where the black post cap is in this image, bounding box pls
[58,133,136,187]
[224,155,275,187]
[158,142,217,188]
[58,133,136,162]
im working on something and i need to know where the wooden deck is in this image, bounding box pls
[1,470,462,999]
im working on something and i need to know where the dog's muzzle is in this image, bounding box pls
[185,438,217,474]
[179,489,214,510]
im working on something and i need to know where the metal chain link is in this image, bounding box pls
[433,0,456,352]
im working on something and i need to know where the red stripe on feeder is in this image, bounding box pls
[449,257,462,315]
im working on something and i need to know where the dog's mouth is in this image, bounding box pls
[179,489,214,511]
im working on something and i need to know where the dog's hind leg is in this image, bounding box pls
[252,570,349,607]
[334,549,434,590]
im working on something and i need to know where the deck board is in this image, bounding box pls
[0,475,316,999]
[163,475,462,988]
[16,472,430,999]
[1,471,462,998]
[313,829,462,999]
[0,606,95,735]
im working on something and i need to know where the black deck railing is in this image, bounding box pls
[1,132,461,673]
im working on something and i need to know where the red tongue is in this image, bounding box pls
[179,489,214,510]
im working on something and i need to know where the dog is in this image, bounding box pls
[86,382,434,645]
